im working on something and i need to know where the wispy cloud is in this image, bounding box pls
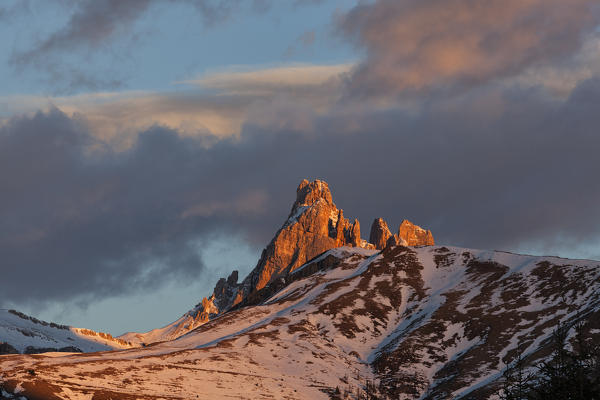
[179,63,353,94]
[1,63,353,148]
[8,0,277,92]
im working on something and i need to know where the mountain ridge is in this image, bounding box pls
[0,309,134,355]
[1,244,598,399]
[120,179,435,346]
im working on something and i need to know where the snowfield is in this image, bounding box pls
[1,245,599,399]
[0,309,134,354]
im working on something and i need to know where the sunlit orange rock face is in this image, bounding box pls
[143,179,437,343]
[233,179,364,305]
[369,218,393,250]
[369,217,434,250]
[398,219,435,246]
[202,179,434,317]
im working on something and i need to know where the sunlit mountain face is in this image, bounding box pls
[1,0,600,399]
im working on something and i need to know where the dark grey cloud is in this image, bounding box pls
[3,74,600,309]
[238,78,600,258]
[0,109,272,308]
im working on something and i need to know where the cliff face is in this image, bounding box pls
[231,179,367,307]
[209,180,435,313]
[369,217,435,250]
[369,218,392,250]
[398,219,435,246]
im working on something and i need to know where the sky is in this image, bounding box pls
[1,0,600,336]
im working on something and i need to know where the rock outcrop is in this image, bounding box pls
[190,273,236,324]
[232,179,368,307]
[0,342,18,355]
[169,179,435,340]
[397,219,435,246]
[370,217,434,249]
[212,270,240,311]
[369,218,393,250]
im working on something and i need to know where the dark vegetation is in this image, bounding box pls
[76,328,132,346]
[23,345,82,354]
[326,318,600,400]
[0,342,19,355]
[501,321,600,400]
[8,309,68,330]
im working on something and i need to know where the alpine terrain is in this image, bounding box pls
[1,179,599,399]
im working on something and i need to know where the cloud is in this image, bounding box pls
[180,63,353,94]
[0,63,352,148]
[181,190,268,219]
[3,0,600,314]
[12,0,254,63]
[0,109,275,308]
[3,71,600,309]
[284,30,317,58]
[339,0,600,98]
[10,0,154,92]
[14,0,152,60]
[8,0,274,92]
[0,1,31,20]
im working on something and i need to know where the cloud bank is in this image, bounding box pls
[2,0,600,311]
[340,0,600,97]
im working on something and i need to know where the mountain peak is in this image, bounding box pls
[369,218,393,250]
[203,179,436,314]
[131,179,436,345]
[398,219,435,246]
[369,217,434,249]
[292,179,333,211]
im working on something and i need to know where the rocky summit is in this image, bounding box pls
[231,179,369,307]
[369,217,435,250]
[132,179,436,344]
[369,217,393,250]
[227,180,435,311]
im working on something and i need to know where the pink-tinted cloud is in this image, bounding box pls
[340,0,600,97]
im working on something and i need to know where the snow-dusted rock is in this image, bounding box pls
[0,309,134,354]
[2,245,599,399]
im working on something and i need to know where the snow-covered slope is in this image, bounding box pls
[118,289,221,346]
[1,245,599,399]
[0,309,135,354]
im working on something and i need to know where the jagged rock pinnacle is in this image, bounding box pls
[369,218,393,250]
[231,178,370,307]
[398,219,435,246]
[194,180,435,324]
[295,179,332,206]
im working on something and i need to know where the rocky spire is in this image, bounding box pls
[397,219,435,246]
[212,270,240,311]
[369,218,393,250]
[162,180,437,340]
[293,179,333,210]
[229,179,369,307]
[207,183,435,313]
